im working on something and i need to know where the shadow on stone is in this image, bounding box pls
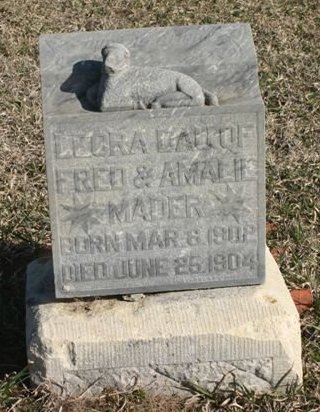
[0,241,51,376]
[60,60,101,112]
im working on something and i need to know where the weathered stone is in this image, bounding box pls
[40,24,265,297]
[26,248,302,396]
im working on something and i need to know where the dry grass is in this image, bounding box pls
[0,0,319,410]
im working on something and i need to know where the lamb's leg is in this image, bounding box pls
[203,89,219,106]
[151,92,201,108]
[176,76,205,106]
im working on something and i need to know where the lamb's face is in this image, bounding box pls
[101,43,130,74]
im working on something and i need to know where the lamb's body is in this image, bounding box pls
[98,66,205,111]
[86,43,218,111]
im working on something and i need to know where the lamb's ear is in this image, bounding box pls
[101,46,109,60]
[124,48,130,58]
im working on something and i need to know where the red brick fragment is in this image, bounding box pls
[290,289,313,314]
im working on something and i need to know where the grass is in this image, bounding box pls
[0,0,319,410]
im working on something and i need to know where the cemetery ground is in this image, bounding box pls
[0,0,319,410]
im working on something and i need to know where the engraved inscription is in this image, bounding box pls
[56,167,125,193]
[159,159,255,187]
[55,131,148,159]
[54,123,256,159]
[133,166,154,188]
[50,114,262,294]
[209,184,253,224]
[62,257,169,282]
[174,252,256,276]
[157,124,255,153]
[55,159,256,194]
[61,195,208,231]
[61,251,257,283]
[60,225,256,255]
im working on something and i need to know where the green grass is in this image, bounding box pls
[1,0,320,410]
[0,370,29,410]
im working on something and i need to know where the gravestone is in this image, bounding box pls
[40,23,265,298]
[26,23,302,395]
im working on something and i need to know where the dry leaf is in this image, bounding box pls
[266,222,278,234]
[270,246,287,258]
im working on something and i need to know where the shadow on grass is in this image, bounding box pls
[0,242,51,377]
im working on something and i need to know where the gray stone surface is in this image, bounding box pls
[40,24,265,297]
[26,248,302,396]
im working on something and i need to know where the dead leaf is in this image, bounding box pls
[266,222,278,234]
[270,246,287,258]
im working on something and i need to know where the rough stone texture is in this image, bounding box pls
[40,24,265,297]
[26,248,302,396]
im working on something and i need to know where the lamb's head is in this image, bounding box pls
[101,43,130,74]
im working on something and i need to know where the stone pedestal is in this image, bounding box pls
[26,247,302,396]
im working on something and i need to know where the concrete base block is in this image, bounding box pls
[26,248,302,396]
